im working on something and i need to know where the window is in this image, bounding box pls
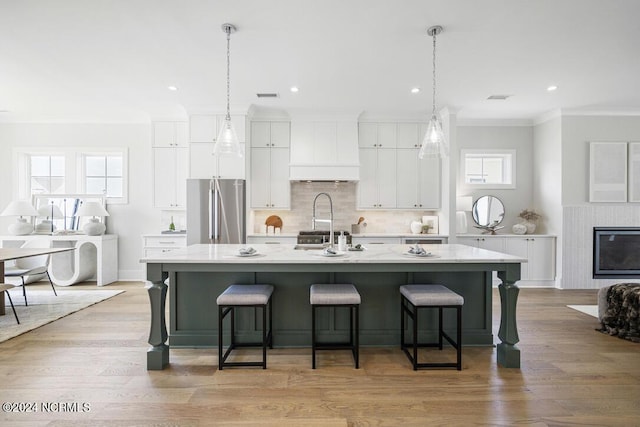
[84,155,123,197]
[79,149,128,203]
[29,155,65,194]
[461,149,516,189]
[14,147,128,204]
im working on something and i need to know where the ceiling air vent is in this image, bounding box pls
[487,95,512,100]
[256,93,279,98]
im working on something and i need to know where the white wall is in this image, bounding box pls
[560,115,640,289]
[533,116,563,285]
[457,125,534,232]
[0,122,161,281]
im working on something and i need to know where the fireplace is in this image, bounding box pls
[593,227,640,278]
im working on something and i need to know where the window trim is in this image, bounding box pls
[460,149,516,189]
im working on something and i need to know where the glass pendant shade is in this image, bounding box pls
[214,117,241,156]
[418,114,448,159]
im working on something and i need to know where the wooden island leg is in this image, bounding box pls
[147,264,169,370]
[497,265,521,368]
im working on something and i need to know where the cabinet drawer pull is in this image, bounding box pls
[159,241,175,245]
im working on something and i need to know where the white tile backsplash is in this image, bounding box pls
[250,181,438,234]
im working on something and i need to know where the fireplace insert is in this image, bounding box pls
[593,227,640,278]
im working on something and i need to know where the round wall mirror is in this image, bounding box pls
[472,195,505,227]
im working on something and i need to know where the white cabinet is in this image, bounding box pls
[153,122,188,147]
[396,149,440,209]
[189,114,246,143]
[142,234,187,257]
[153,147,188,208]
[358,147,396,209]
[358,123,397,148]
[250,121,291,209]
[251,121,290,148]
[504,236,556,281]
[457,236,506,252]
[189,142,246,179]
[458,235,557,286]
[251,147,290,209]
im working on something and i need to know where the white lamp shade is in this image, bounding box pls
[37,205,64,218]
[76,201,109,217]
[1,200,38,217]
[456,196,473,212]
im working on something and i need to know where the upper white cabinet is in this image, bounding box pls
[589,141,627,202]
[153,147,188,208]
[153,122,188,147]
[358,121,439,210]
[358,123,397,148]
[251,121,290,148]
[358,147,396,209]
[396,149,440,209]
[250,121,291,209]
[189,114,246,143]
[189,142,245,179]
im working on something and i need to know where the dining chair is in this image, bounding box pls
[3,239,57,306]
[0,283,20,324]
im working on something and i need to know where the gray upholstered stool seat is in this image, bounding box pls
[217,284,274,370]
[400,284,463,370]
[310,284,360,369]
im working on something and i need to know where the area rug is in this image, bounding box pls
[567,304,598,318]
[0,289,124,343]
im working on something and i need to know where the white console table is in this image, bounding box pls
[0,234,118,286]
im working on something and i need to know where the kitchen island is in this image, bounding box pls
[141,243,524,370]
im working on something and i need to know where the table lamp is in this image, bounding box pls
[1,200,39,235]
[35,204,64,234]
[76,201,110,235]
[456,196,473,234]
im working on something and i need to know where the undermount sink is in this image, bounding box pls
[293,244,327,250]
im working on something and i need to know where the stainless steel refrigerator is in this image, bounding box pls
[186,179,246,245]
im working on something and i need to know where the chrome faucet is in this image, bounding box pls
[312,192,334,248]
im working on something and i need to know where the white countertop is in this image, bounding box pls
[140,243,525,264]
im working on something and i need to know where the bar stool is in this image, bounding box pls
[217,284,273,370]
[400,284,463,370]
[310,284,361,369]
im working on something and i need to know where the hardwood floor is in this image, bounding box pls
[1,282,639,426]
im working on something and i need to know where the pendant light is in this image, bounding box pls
[419,25,448,159]
[214,23,242,157]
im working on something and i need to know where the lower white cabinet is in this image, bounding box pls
[457,235,556,286]
[504,237,556,281]
[142,234,187,257]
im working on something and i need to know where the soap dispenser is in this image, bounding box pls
[338,231,347,252]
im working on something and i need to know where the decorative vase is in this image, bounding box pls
[522,221,536,234]
[512,223,527,235]
[410,221,423,234]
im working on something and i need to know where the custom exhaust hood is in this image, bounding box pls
[288,113,360,181]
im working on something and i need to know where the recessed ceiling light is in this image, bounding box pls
[411,87,421,94]
[290,86,299,93]
[167,86,178,91]
[547,85,558,92]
